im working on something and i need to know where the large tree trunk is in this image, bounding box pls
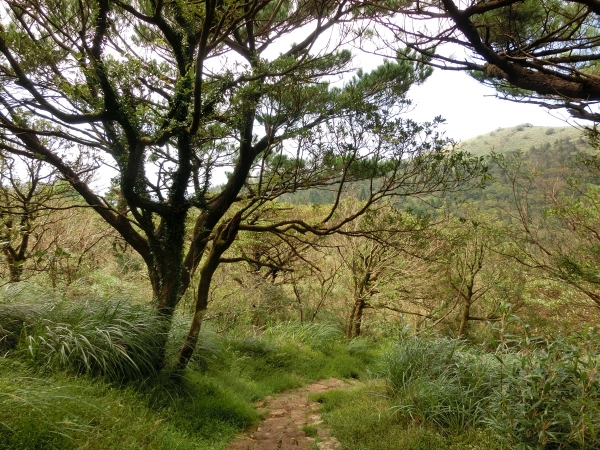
[457,282,475,338]
[141,211,191,368]
[177,213,241,370]
[457,299,471,338]
[346,297,366,339]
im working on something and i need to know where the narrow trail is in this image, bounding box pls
[226,378,352,450]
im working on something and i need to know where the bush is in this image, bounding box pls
[485,330,600,449]
[379,336,498,431]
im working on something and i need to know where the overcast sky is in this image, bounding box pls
[406,68,575,143]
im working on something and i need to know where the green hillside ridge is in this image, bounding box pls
[456,125,589,156]
[280,125,591,206]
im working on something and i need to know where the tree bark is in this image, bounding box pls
[457,299,471,338]
[346,297,366,339]
[177,212,242,370]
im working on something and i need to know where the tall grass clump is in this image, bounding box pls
[378,335,499,431]
[377,330,600,448]
[0,283,58,352]
[485,330,600,449]
[264,321,344,350]
[6,299,167,381]
[0,303,50,352]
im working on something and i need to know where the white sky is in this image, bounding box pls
[405,68,575,143]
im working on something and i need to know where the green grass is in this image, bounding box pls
[313,381,500,450]
[301,425,318,438]
[0,299,375,449]
[0,360,211,450]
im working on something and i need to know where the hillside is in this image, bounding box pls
[279,125,593,206]
[455,125,589,156]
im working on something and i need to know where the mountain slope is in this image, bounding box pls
[456,125,589,156]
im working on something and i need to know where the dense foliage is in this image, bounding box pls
[0,0,487,367]
[0,0,600,446]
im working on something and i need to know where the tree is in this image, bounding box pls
[0,0,485,369]
[383,0,600,122]
[494,151,600,311]
[0,154,73,282]
[440,215,523,338]
[328,204,431,338]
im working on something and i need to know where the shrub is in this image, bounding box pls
[485,330,600,449]
[378,336,499,431]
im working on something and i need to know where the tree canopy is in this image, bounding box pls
[385,0,600,122]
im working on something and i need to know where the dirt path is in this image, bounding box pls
[225,378,351,450]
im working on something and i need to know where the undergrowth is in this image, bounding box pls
[396,332,599,448]
[0,296,373,449]
[313,381,500,450]
[3,289,598,450]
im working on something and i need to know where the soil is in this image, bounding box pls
[225,378,351,450]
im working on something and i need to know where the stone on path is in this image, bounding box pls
[225,378,348,450]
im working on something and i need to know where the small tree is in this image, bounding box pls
[329,204,430,338]
[0,154,73,282]
[440,215,521,338]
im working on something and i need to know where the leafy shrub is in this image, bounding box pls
[379,336,498,431]
[485,330,600,449]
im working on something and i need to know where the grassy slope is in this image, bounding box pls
[456,125,588,156]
